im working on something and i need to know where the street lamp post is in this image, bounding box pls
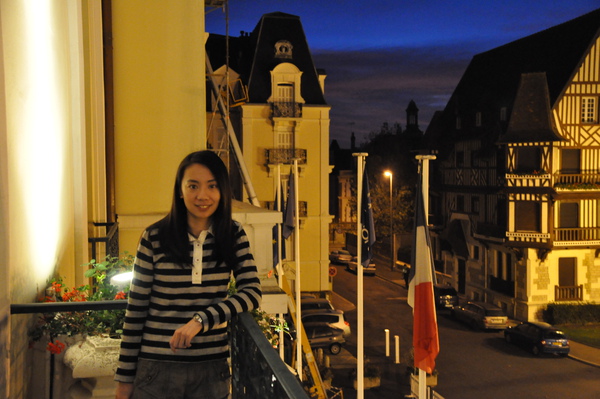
[384,171,393,270]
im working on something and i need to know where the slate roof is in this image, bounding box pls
[424,8,600,154]
[206,12,326,105]
[498,72,564,143]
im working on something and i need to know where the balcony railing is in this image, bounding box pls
[555,285,583,301]
[265,148,307,165]
[11,302,309,399]
[505,172,551,188]
[272,101,302,118]
[554,227,600,242]
[89,222,119,261]
[554,173,600,189]
[231,312,309,398]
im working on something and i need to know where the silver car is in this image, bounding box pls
[451,301,508,330]
[347,256,376,276]
[329,250,352,265]
[301,308,351,337]
[303,322,345,355]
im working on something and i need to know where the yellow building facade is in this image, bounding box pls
[206,12,333,293]
[1,2,207,397]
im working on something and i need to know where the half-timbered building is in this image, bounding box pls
[425,9,600,321]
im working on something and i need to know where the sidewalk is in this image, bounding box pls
[372,256,600,369]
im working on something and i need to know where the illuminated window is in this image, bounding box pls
[582,97,598,123]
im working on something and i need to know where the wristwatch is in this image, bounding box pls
[192,313,203,325]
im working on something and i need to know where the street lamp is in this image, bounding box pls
[384,170,393,270]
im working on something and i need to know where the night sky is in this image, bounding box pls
[206,1,600,148]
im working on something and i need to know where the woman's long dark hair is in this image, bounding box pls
[152,150,235,267]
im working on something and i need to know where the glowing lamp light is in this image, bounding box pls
[110,271,134,289]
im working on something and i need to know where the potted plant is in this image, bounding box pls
[350,359,381,389]
[405,348,438,387]
[29,253,134,354]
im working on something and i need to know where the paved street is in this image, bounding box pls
[325,255,600,399]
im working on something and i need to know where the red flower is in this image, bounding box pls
[51,281,62,294]
[61,287,87,302]
[47,340,66,355]
[114,291,126,300]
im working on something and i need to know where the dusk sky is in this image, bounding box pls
[206,1,600,148]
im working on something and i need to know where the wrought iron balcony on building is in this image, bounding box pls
[265,148,307,165]
[272,101,302,118]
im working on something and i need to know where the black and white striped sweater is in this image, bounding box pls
[115,221,262,383]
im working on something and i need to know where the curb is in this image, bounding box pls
[374,269,600,369]
[568,353,600,368]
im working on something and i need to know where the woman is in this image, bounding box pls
[115,150,262,399]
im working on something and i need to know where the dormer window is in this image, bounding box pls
[456,116,461,130]
[269,63,304,118]
[500,107,507,121]
[475,112,482,127]
[274,40,293,59]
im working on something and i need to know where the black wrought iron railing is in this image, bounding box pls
[231,312,309,398]
[11,302,309,399]
[265,148,308,165]
[89,222,119,261]
[272,101,302,118]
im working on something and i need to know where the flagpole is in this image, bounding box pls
[415,154,436,399]
[292,159,302,378]
[276,164,285,361]
[353,152,367,398]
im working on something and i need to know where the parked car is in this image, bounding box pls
[329,250,352,265]
[433,285,459,309]
[504,321,570,356]
[302,308,351,337]
[301,298,334,311]
[303,322,345,355]
[346,256,376,276]
[451,301,508,330]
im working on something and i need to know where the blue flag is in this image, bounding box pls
[282,169,296,239]
[272,181,286,267]
[361,168,376,267]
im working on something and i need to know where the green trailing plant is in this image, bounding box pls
[229,276,291,348]
[29,253,134,353]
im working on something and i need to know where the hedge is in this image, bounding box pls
[545,302,600,325]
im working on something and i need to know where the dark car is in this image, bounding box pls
[451,301,508,330]
[504,321,570,356]
[433,285,459,309]
[303,322,345,355]
[329,250,352,265]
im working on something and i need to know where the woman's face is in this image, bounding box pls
[181,163,221,234]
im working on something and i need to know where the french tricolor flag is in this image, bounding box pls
[407,175,439,375]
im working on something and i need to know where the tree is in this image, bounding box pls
[358,122,422,239]
[369,180,413,238]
